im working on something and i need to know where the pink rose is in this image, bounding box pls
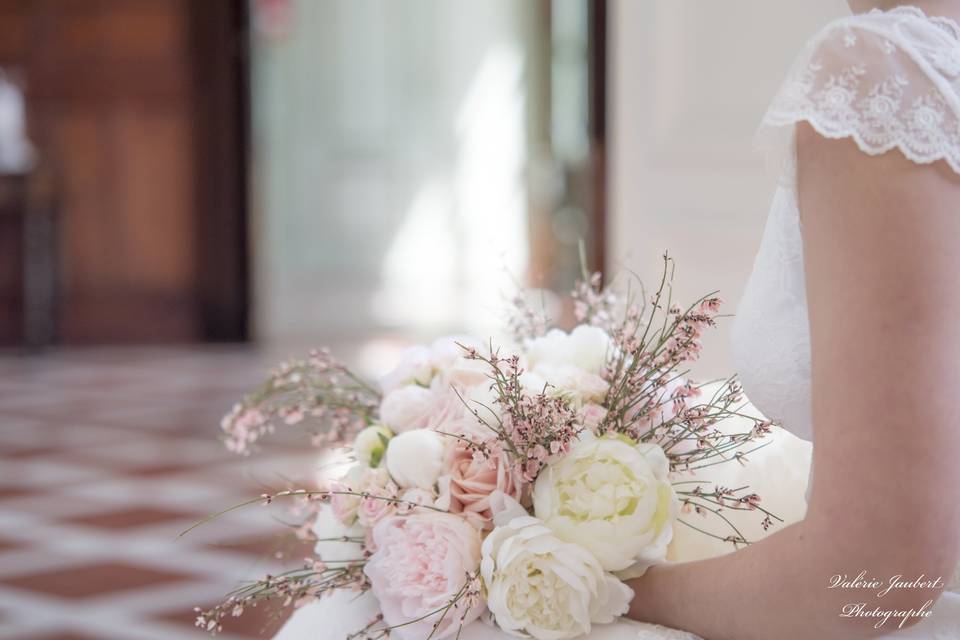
[440,446,523,530]
[357,492,395,527]
[364,513,484,639]
[329,480,361,525]
[581,403,608,431]
[355,468,398,527]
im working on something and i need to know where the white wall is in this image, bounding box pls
[607,0,847,378]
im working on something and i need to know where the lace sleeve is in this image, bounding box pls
[757,6,960,182]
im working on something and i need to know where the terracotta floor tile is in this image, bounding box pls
[0,485,35,501]
[7,633,104,640]
[0,445,69,460]
[0,535,25,553]
[1,561,194,599]
[124,461,206,477]
[61,506,201,530]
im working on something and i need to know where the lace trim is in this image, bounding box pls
[759,6,960,178]
[882,5,960,43]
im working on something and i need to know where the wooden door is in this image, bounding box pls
[0,0,248,344]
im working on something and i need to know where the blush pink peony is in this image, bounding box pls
[378,382,464,434]
[364,513,484,639]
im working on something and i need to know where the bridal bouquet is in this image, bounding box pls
[195,256,780,639]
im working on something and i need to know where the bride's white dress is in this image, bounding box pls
[734,5,960,639]
[276,6,960,638]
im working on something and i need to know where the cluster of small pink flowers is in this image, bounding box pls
[194,562,368,635]
[506,292,549,342]
[508,391,581,482]
[220,348,380,455]
[572,271,618,330]
[462,350,582,483]
[221,404,271,455]
[650,300,720,370]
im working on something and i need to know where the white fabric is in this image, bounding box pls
[275,593,698,640]
[734,5,960,638]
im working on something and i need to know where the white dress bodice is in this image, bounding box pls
[732,5,960,633]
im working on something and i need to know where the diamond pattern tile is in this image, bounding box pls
[0,347,323,639]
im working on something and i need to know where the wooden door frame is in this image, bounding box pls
[189,0,250,342]
[588,0,607,276]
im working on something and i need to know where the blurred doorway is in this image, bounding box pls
[250,0,607,346]
[0,0,250,345]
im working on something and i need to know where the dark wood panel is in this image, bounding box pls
[188,0,249,342]
[62,289,197,343]
[588,0,607,275]
[0,0,29,62]
[0,181,25,343]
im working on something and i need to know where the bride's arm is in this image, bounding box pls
[626,123,960,640]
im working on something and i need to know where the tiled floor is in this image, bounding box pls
[0,347,326,640]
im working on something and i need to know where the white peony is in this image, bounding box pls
[312,504,365,564]
[379,385,436,433]
[427,336,489,388]
[519,363,609,405]
[533,433,678,575]
[481,505,633,639]
[379,337,487,393]
[526,325,611,375]
[385,429,446,490]
[353,424,393,467]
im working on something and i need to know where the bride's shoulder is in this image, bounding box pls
[759,6,960,173]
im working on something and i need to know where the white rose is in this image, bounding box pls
[354,425,393,467]
[385,429,446,490]
[380,345,434,393]
[481,513,633,639]
[312,504,365,564]
[533,433,678,575]
[526,325,611,374]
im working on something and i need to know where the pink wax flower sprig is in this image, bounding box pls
[455,347,583,483]
[221,348,381,455]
